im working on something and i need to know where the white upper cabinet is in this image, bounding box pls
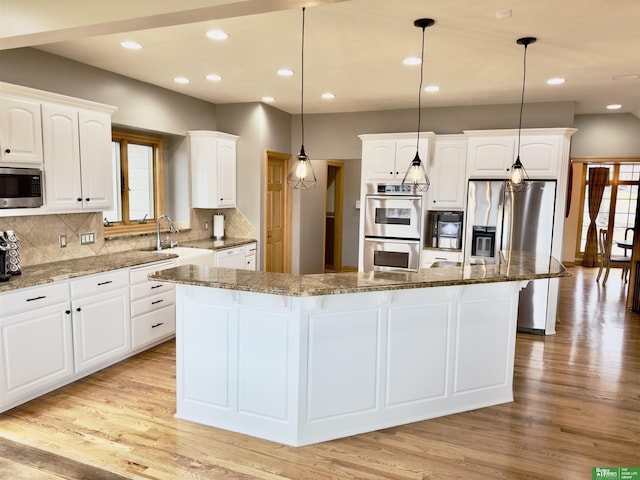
[42,105,113,212]
[189,131,238,209]
[465,135,515,179]
[0,97,43,167]
[428,135,468,210]
[465,129,575,180]
[360,133,432,182]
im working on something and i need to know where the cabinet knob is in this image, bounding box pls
[4,148,10,154]
[77,198,82,202]
[85,198,90,202]
[389,171,393,175]
[76,307,81,312]
[65,310,71,315]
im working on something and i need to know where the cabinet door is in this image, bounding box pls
[466,136,515,178]
[72,287,130,374]
[190,134,217,208]
[395,138,427,180]
[42,103,84,212]
[217,138,236,207]
[362,140,396,181]
[0,302,73,408]
[78,109,113,211]
[429,139,467,210]
[519,135,561,178]
[0,97,43,167]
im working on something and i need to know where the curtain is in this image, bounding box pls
[583,167,609,267]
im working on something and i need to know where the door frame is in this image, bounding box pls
[263,150,292,273]
[324,160,344,272]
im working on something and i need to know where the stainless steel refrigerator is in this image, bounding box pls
[465,179,557,333]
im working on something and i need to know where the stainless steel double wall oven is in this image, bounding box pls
[363,183,425,271]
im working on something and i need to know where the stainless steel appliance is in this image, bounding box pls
[362,183,424,271]
[0,167,43,208]
[427,211,463,249]
[363,238,421,271]
[465,179,557,334]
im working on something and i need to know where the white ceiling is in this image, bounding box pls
[1,0,639,117]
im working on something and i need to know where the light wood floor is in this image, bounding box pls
[1,266,639,480]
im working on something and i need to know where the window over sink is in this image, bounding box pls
[103,130,165,234]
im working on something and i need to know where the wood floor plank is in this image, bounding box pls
[0,266,638,479]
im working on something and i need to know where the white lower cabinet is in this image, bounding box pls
[129,260,176,350]
[420,249,463,268]
[0,283,73,408]
[70,269,130,374]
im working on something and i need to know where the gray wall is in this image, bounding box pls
[217,102,292,269]
[572,114,640,157]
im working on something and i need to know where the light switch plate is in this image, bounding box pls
[59,234,67,248]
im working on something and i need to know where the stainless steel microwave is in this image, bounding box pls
[0,167,43,208]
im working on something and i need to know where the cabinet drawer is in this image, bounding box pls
[131,305,176,349]
[131,279,174,301]
[131,290,175,317]
[130,260,175,285]
[244,242,257,256]
[0,281,69,318]
[70,269,129,298]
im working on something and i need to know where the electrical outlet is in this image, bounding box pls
[59,234,67,248]
[79,232,95,245]
[204,221,209,230]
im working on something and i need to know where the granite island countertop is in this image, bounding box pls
[0,237,257,294]
[150,251,569,297]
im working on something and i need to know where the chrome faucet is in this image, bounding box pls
[156,215,178,251]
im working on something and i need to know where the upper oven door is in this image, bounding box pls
[364,195,422,239]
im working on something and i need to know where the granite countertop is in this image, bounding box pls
[0,237,257,294]
[150,251,569,297]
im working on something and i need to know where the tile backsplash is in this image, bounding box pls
[0,208,255,267]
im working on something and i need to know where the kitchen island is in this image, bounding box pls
[150,252,567,446]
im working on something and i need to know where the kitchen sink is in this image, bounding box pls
[149,246,216,266]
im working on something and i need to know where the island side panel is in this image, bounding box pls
[175,285,302,445]
[174,281,526,447]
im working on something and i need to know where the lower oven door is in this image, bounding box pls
[363,238,420,272]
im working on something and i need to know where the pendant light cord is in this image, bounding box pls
[300,7,306,151]
[516,42,529,158]
[416,25,426,153]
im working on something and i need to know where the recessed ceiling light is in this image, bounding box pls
[120,40,142,50]
[174,77,189,84]
[424,85,440,93]
[403,56,421,66]
[321,92,335,100]
[607,104,622,110]
[277,68,294,76]
[206,29,228,40]
[547,77,566,85]
[262,96,275,103]
[206,74,222,81]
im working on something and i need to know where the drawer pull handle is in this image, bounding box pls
[97,280,113,286]
[150,284,163,289]
[151,322,164,328]
[26,295,46,302]
[151,299,164,305]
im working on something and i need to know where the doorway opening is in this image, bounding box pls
[264,150,292,273]
[325,161,344,272]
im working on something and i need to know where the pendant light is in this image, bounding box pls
[506,36,536,192]
[287,7,317,190]
[401,18,434,193]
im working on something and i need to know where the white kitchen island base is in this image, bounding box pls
[175,279,528,446]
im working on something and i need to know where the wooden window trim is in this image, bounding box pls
[104,130,165,236]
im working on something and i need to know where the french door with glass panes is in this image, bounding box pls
[578,162,639,259]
